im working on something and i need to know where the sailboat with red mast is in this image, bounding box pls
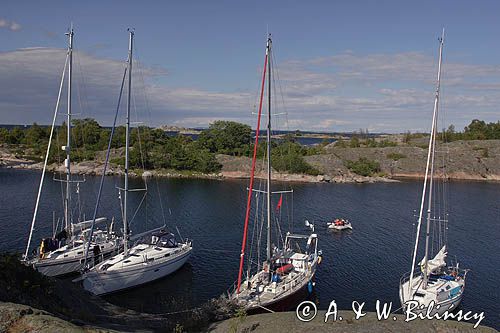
[227,34,321,312]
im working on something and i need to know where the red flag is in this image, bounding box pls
[276,194,283,211]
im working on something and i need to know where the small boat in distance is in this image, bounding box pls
[327,218,352,231]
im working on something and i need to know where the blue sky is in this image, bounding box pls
[1,1,499,132]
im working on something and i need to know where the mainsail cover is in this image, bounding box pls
[419,245,447,275]
[73,217,108,231]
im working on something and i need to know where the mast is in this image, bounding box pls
[123,29,134,255]
[64,26,74,235]
[423,30,444,289]
[236,35,268,293]
[23,47,69,260]
[408,30,444,294]
[266,35,272,267]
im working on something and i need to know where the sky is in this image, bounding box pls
[1,1,499,133]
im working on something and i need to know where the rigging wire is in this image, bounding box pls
[23,52,69,259]
[82,64,128,269]
[132,38,168,229]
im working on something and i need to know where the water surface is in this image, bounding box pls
[0,168,498,328]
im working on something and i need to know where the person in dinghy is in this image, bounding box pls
[327,218,353,231]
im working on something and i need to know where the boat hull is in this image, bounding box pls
[233,263,317,313]
[328,224,352,231]
[399,287,464,316]
[35,258,83,277]
[399,272,466,316]
[32,247,118,277]
[246,276,315,313]
[83,248,192,295]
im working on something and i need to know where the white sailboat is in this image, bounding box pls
[399,30,468,316]
[81,30,192,296]
[227,35,321,311]
[22,27,122,277]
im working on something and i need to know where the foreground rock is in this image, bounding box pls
[0,302,113,332]
[0,253,497,332]
[0,253,238,332]
[209,311,498,333]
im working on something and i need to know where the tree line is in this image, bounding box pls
[0,119,319,175]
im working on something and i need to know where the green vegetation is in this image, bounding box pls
[0,119,221,173]
[198,121,252,156]
[271,141,320,175]
[0,119,321,175]
[442,120,500,142]
[472,146,489,158]
[344,157,381,176]
[403,131,425,144]
[334,135,398,149]
[387,152,407,161]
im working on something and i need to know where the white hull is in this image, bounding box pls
[83,247,192,295]
[328,224,352,231]
[399,271,466,316]
[35,258,83,277]
[31,243,119,277]
[399,288,463,316]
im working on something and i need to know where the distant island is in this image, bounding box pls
[1,119,499,183]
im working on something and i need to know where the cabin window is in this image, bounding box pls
[123,260,131,263]
[77,251,83,255]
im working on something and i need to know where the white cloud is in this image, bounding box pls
[0,46,499,132]
[0,18,21,32]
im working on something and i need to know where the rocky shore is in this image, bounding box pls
[2,140,500,183]
[209,311,498,333]
[2,303,497,332]
[0,253,237,332]
[0,253,497,332]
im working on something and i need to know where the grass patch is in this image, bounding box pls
[386,152,407,161]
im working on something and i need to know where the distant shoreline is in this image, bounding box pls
[2,160,500,184]
[2,139,500,184]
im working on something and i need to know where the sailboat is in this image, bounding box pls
[227,35,321,311]
[22,27,122,277]
[399,30,468,315]
[81,30,192,296]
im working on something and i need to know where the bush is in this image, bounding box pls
[345,157,380,176]
[387,152,406,161]
[271,141,320,175]
[377,139,398,147]
[198,121,252,155]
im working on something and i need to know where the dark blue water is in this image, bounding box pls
[0,168,498,328]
